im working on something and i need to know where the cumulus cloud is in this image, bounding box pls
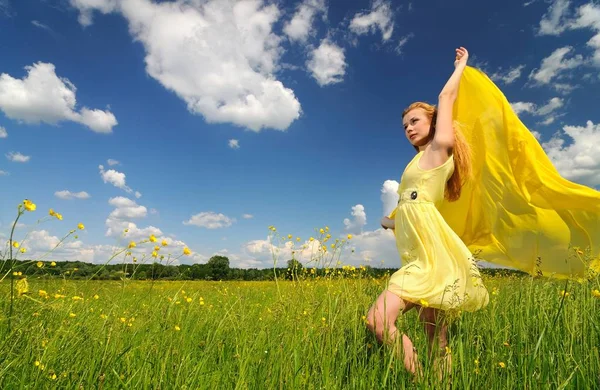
[538,0,571,36]
[98,164,140,196]
[343,204,367,234]
[528,46,583,89]
[510,97,564,125]
[537,1,600,67]
[0,126,6,138]
[184,212,235,229]
[307,39,346,86]
[0,170,8,176]
[107,158,119,166]
[6,151,30,162]
[0,62,117,133]
[242,214,254,219]
[70,0,301,132]
[55,190,91,200]
[381,179,399,216]
[228,139,240,149]
[283,0,326,43]
[349,0,394,42]
[489,64,526,85]
[541,120,600,188]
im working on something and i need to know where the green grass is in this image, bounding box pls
[1,274,599,389]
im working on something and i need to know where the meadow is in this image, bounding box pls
[1,200,599,389]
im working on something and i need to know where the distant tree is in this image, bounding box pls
[207,256,230,280]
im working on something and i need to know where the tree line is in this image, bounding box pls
[1,255,527,281]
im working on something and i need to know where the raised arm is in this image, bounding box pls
[434,47,469,151]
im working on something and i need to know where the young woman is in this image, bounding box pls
[366,47,489,379]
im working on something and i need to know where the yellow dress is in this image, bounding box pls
[388,66,600,289]
[387,150,490,312]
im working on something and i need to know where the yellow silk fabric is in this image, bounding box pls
[392,66,600,279]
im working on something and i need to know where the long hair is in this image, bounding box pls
[402,102,472,202]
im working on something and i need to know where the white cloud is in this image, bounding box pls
[510,97,564,127]
[0,170,8,176]
[394,33,414,55]
[349,0,394,42]
[31,20,53,32]
[6,151,30,162]
[343,204,367,234]
[528,46,583,86]
[307,39,346,86]
[538,0,571,36]
[55,190,91,200]
[228,139,240,149]
[381,179,399,216]
[0,62,117,133]
[70,0,119,26]
[0,126,6,138]
[184,212,235,229]
[571,3,600,66]
[283,0,326,43]
[98,164,139,196]
[70,0,301,132]
[541,120,600,188]
[510,102,536,115]
[489,64,526,85]
[242,214,253,219]
[107,158,119,166]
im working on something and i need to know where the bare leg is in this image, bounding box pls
[418,307,451,381]
[365,290,419,375]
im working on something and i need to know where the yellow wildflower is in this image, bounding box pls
[23,199,36,211]
[287,234,292,239]
[94,294,99,299]
[347,234,353,240]
[20,247,26,253]
[154,245,160,251]
[161,239,168,247]
[69,313,76,318]
[498,362,506,368]
[174,325,181,331]
[151,251,158,258]
[559,290,569,297]
[319,228,324,234]
[37,261,43,268]
[149,234,157,243]
[309,237,314,242]
[128,241,136,249]
[39,290,48,298]
[49,208,56,217]
[186,297,192,303]
[50,373,57,380]
[12,241,19,248]
[183,247,191,255]
[78,223,85,230]
[50,261,56,267]
[592,289,600,298]
[419,299,429,308]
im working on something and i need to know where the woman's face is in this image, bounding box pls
[402,108,432,146]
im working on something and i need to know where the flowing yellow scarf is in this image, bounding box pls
[393,66,600,279]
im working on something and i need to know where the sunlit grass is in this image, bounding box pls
[1,199,599,388]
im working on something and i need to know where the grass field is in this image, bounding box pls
[1,273,599,389]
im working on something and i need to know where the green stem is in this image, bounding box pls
[7,207,23,335]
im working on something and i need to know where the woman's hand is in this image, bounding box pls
[454,46,469,68]
[380,216,395,230]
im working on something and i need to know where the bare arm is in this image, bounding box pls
[434,47,469,150]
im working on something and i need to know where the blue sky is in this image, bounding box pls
[0,0,598,268]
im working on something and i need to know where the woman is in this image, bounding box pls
[366,47,489,379]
